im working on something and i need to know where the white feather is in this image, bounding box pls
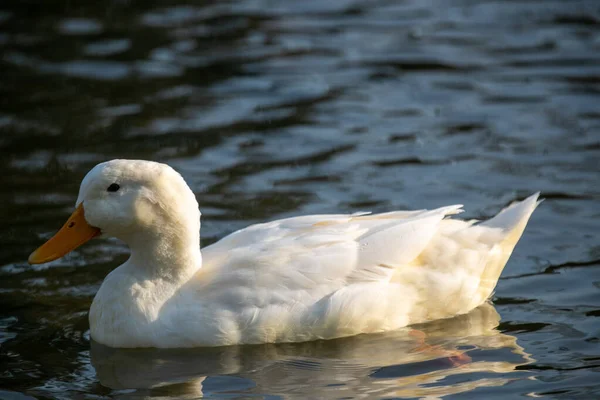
[69,160,540,348]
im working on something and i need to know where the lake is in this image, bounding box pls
[1,0,599,398]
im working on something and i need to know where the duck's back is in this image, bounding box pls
[189,194,539,346]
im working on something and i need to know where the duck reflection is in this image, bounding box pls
[91,302,533,399]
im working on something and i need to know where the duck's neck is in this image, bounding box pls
[125,223,202,283]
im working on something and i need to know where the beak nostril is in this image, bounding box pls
[68,222,75,228]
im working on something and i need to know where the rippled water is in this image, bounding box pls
[1,0,599,398]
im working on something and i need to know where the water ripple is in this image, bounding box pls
[0,0,599,398]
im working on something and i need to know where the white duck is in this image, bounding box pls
[29,159,540,348]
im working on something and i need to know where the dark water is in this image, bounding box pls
[1,0,599,398]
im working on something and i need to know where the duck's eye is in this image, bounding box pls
[107,183,120,192]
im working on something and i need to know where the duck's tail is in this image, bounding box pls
[390,193,541,324]
[476,192,542,301]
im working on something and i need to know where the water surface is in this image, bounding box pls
[1,0,599,398]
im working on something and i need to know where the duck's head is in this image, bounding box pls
[29,159,200,264]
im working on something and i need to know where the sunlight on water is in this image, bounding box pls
[0,0,599,398]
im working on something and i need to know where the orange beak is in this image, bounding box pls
[28,203,101,264]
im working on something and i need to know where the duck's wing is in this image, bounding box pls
[200,205,463,291]
[192,196,539,344]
